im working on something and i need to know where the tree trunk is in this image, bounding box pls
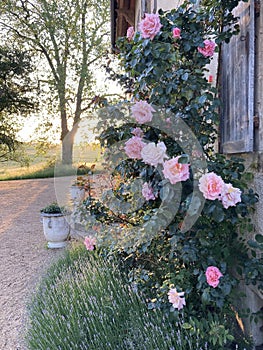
[60,97,72,165]
[62,135,73,165]
[61,123,79,165]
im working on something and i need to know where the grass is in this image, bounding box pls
[0,142,104,180]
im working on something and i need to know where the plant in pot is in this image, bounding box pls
[40,202,71,249]
[70,176,90,202]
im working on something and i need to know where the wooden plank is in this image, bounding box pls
[220,0,255,154]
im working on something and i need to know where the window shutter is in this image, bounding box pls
[220,0,255,153]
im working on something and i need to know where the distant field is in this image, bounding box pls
[0,142,103,180]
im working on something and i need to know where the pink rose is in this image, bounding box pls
[139,13,162,40]
[172,27,181,39]
[124,136,146,159]
[141,141,167,166]
[168,288,186,310]
[220,183,242,209]
[205,266,223,288]
[126,26,135,41]
[131,100,155,124]
[84,236,96,251]
[198,39,216,57]
[132,127,144,138]
[163,156,190,184]
[198,172,224,200]
[142,182,156,201]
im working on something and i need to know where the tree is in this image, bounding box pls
[0,0,110,164]
[0,45,36,161]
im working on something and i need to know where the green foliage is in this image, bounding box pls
[40,202,69,214]
[112,1,243,156]
[25,244,212,350]
[0,45,37,161]
[0,46,35,114]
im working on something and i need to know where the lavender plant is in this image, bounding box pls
[25,244,210,350]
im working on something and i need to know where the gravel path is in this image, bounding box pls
[0,178,66,350]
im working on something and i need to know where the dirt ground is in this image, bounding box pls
[0,178,66,350]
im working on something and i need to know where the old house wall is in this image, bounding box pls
[121,0,263,347]
[249,2,263,346]
[239,3,263,346]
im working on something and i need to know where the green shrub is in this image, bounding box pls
[25,244,210,350]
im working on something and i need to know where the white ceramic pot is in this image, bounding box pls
[70,186,85,202]
[41,213,70,248]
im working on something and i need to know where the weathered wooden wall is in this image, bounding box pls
[220,1,255,154]
[255,0,263,153]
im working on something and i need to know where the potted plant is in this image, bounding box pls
[70,176,90,202]
[40,202,71,248]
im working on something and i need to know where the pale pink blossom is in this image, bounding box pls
[198,172,224,200]
[205,266,223,288]
[172,27,181,39]
[84,236,96,251]
[168,288,186,310]
[198,39,216,57]
[163,156,190,184]
[141,142,167,166]
[126,26,135,41]
[131,100,155,124]
[124,136,146,159]
[142,182,156,201]
[220,183,242,209]
[139,13,162,40]
[132,127,144,138]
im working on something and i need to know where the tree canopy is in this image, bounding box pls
[0,0,110,164]
[0,45,36,161]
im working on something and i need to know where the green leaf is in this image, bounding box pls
[255,234,263,244]
[248,240,258,249]
[212,206,225,223]
[178,154,189,163]
[220,283,231,296]
[199,94,207,104]
[182,322,192,330]
[201,289,211,303]
[181,72,189,81]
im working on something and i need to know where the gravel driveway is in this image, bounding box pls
[0,178,66,350]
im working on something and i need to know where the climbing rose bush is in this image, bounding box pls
[198,39,216,57]
[168,288,186,310]
[84,236,96,251]
[205,266,223,288]
[198,172,242,207]
[198,172,224,200]
[83,2,262,349]
[141,141,167,166]
[221,183,242,209]
[163,156,190,184]
[124,136,146,159]
[139,13,162,40]
[172,27,181,39]
[131,127,144,138]
[142,182,156,201]
[126,26,135,41]
[131,100,155,123]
